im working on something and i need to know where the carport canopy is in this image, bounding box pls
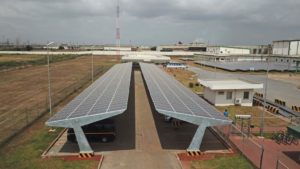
[46,62,132,153]
[140,63,232,151]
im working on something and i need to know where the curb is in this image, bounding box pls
[41,128,67,158]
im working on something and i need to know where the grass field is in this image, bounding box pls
[0,55,120,144]
[0,55,119,168]
[0,94,98,169]
[0,54,42,62]
[191,155,254,169]
[0,54,82,71]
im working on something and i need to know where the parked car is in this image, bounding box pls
[164,116,173,122]
[67,119,116,143]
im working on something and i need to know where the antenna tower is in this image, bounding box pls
[116,0,120,55]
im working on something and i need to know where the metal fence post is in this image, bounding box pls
[260,145,264,169]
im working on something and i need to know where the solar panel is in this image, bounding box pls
[140,63,227,121]
[47,62,132,123]
[195,61,296,71]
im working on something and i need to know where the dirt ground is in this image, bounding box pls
[216,106,289,129]
[0,55,120,143]
[162,67,203,93]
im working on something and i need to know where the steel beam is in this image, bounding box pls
[72,125,93,153]
[159,110,231,151]
[46,110,124,153]
[187,122,209,151]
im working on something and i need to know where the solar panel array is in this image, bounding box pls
[196,61,297,71]
[140,63,227,121]
[47,62,132,123]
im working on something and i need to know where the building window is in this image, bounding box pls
[218,91,224,95]
[226,91,232,100]
[243,91,250,99]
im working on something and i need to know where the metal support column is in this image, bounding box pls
[187,122,208,151]
[72,125,93,153]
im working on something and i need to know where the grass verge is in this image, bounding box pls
[191,155,254,169]
[0,118,97,169]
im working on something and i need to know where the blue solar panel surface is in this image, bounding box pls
[140,63,227,121]
[47,62,132,122]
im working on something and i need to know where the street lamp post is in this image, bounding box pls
[46,42,54,118]
[260,47,270,136]
[91,53,94,82]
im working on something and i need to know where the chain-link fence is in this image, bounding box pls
[0,66,109,147]
[214,124,299,169]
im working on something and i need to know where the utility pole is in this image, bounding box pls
[260,46,270,136]
[46,42,54,118]
[91,53,94,82]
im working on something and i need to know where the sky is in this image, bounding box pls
[0,0,300,46]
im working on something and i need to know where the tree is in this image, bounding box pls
[58,46,65,50]
[26,45,33,51]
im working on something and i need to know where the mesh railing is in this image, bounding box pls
[0,66,109,146]
[214,124,298,169]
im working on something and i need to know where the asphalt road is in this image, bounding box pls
[189,66,300,107]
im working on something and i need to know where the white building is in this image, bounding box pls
[121,54,170,63]
[199,79,263,107]
[104,47,132,51]
[207,46,250,55]
[273,40,300,56]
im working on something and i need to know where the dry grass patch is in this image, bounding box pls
[216,106,289,128]
[162,67,203,93]
[0,55,120,144]
[0,54,43,62]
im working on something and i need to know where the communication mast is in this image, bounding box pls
[116,0,120,55]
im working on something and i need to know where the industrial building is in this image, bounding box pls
[156,43,207,52]
[207,46,250,55]
[199,79,263,106]
[250,45,272,55]
[104,46,132,51]
[121,54,170,63]
[273,40,300,56]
